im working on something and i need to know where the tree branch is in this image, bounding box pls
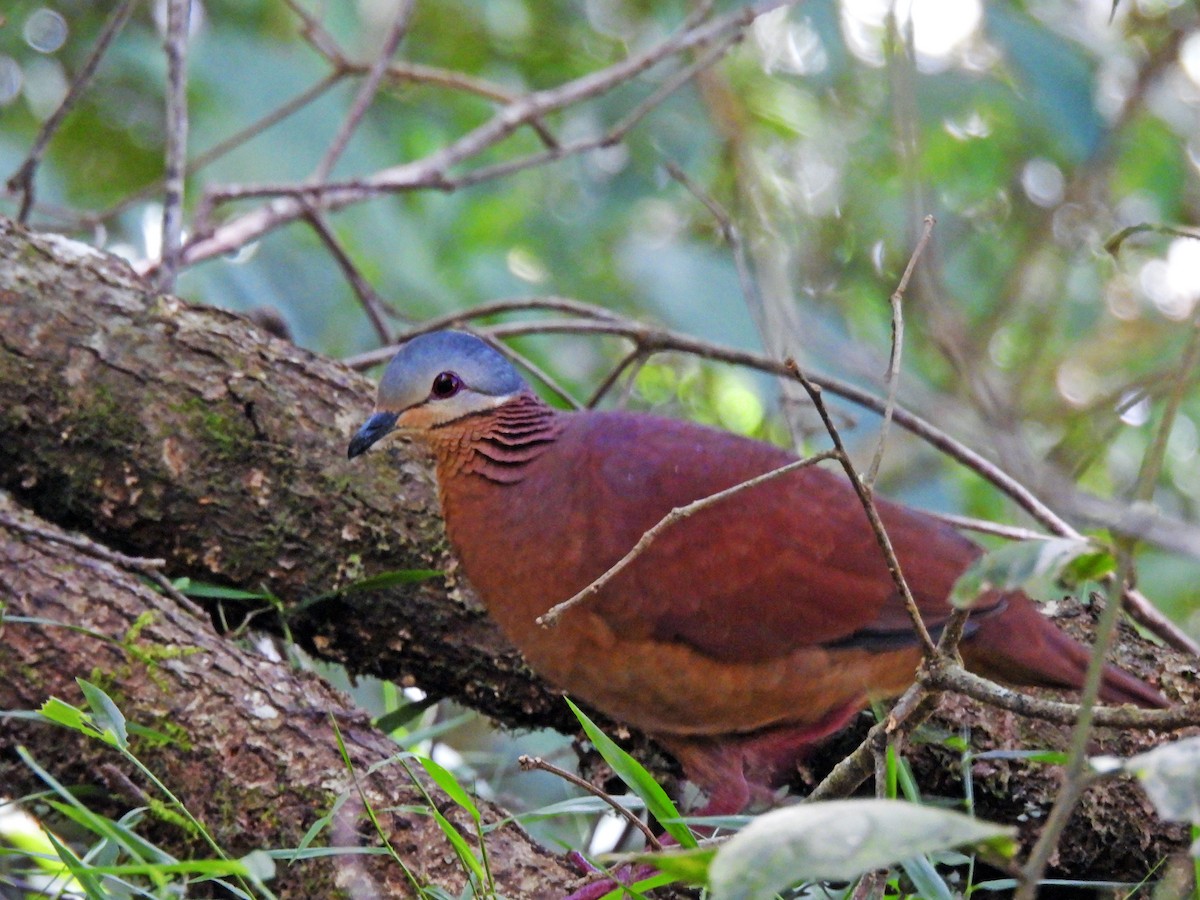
[0,492,581,898]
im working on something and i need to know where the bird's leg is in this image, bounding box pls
[562,709,867,900]
[660,698,867,820]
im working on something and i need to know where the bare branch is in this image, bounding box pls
[920,662,1198,730]
[137,0,796,274]
[924,511,1055,543]
[786,358,938,657]
[5,0,137,223]
[536,450,841,627]
[866,214,934,487]
[158,0,192,292]
[311,0,415,182]
[518,755,660,851]
[302,205,397,343]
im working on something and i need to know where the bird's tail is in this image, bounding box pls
[962,591,1168,709]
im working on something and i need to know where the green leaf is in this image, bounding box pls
[418,756,481,822]
[565,698,697,849]
[289,569,444,619]
[374,695,438,735]
[429,806,487,882]
[38,697,92,734]
[1061,550,1117,588]
[237,849,277,882]
[57,858,261,877]
[950,538,1103,608]
[598,870,678,898]
[43,800,164,864]
[974,749,1070,766]
[173,578,277,601]
[44,829,108,900]
[707,799,1016,900]
[621,846,716,884]
[265,845,392,860]
[341,569,443,593]
[78,679,128,748]
[900,853,954,900]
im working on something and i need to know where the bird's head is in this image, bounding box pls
[347,330,527,458]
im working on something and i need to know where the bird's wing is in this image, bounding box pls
[567,412,992,664]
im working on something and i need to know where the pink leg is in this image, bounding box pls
[563,701,865,898]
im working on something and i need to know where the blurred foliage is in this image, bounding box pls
[2,0,1199,869]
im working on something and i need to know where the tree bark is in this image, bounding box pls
[0,214,1192,888]
[0,216,559,730]
[0,491,580,897]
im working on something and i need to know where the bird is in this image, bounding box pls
[347,329,1167,817]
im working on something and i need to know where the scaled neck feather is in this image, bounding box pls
[432,391,563,484]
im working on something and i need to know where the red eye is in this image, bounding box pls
[431,371,462,399]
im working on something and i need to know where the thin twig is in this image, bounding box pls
[281,0,346,61]
[158,0,192,292]
[0,508,207,621]
[1123,587,1188,653]
[786,358,938,657]
[807,684,936,801]
[587,347,646,408]
[302,205,394,344]
[311,0,415,182]
[537,450,840,626]
[142,0,795,273]
[518,755,660,850]
[865,214,934,487]
[920,663,1196,729]
[5,0,138,223]
[924,511,1054,543]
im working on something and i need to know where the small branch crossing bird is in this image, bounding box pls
[348,330,1167,816]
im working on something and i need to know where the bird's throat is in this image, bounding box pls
[433,393,564,485]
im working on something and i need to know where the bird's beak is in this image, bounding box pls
[347,410,399,459]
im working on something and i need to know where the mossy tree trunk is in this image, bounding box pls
[0,494,577,897]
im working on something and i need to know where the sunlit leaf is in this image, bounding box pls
[419,756,481,822]
[78,679,128,748]
[566,698,697,848]
[707,799,1015,900]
